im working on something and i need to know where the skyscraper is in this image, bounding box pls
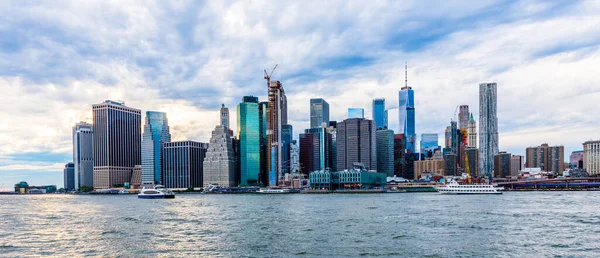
[336,118,376,171]
[310,98,329,128]
[458,105,469,130]
[92,100,141,189]
[467,113,477,147]
[220,104,229,129]
[479,82,498,176]
[163,141,208,189]
[259,101,269,185]
[465,147,479,177]
[64,162,75,191]
[399,63,416,154]
[348,108,365,119]
[237,96,261,186]
[376,129,394,176]
[420,133,439,159]
[299,127,332,174]
[141,111,171,185]
[290,140,300,174]
[267,80,286,186]
[372,98,388,130]
[72,121,93,190]
[394,134,406,177]
[282,124,293,175]
[203,125,237,187]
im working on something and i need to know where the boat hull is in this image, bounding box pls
[138,195,166,199]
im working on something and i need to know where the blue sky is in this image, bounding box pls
[1,0,599,189]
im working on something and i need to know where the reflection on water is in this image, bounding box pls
[1,192,600,257]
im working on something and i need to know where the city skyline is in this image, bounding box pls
[2,1,600,188]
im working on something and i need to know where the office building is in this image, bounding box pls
[511,155,524,178]
[348,108,365,119]
[327,121,338,173]
[267,80,286,186]
[583,140,600,175]
[237,96,261,186]
[92,100,141,189]
[479,82,499,176]
[444,126,452,148]
[372,98,388,130]
[494,152,512,178]
[64,162,75,191]
[399,63,416,154]
[131,165,142,188]
[72,122,93,190]
[163,141,208,189]
[203,125,237,187]
[336,118,376,171]
[444,153,457,176]
[458,105,469,130]
[290,140,300,174]
[465,148,479,177]
[220,104,229,129]
[300,127,333,174]
[569,150,584,169]
[282,124,293,175]
[526,143,565,173]
[414,158,445,179]
[420,133,439,159]
[394,134,406,177]
[141,111,171,185]
[376,129,395,177]
[310,98,329,128]
[259,101,269,185]
[467,113,477,147]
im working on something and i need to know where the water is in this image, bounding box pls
[1,192,600,257]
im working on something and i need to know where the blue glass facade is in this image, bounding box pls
[282,124,293,175]
[237,96,261,186]
[399,87,416,153]
[420,133,439,159]
[372,99,388,130]
[348,108,364,119]
[310,98,330,128]
[142,111,171,184]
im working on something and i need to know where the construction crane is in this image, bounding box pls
[264,64,278,82]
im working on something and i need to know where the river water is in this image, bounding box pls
[1,192,599,257]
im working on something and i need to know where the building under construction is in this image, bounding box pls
[265,65,287,186]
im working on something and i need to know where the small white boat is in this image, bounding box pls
[256,188,294,194]
[118,189,130,194]
[434,180,504,194]
[138,185,175,199]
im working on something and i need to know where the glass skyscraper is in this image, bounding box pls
[310,98,329,128]
[348,108,364,119]
[372,98,388,130]
[141,111,171,185]
[399,85,416,153]
[237,96,260,186]
[420,133,439,158]
[479,82,498,176]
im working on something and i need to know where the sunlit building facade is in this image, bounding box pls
[310,98,329,128]
[141,111,171,185]
[237,96,261,186]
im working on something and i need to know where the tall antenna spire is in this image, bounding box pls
[405,61,408,88]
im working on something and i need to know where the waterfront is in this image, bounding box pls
[1,193,600,257]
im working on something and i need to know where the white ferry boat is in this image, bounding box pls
[256,188,295,194]
[434,180,504,194]
[138,185,175,199]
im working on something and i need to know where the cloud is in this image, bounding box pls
[1,0,599,187]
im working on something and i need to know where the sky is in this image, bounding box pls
[1,0,599,189]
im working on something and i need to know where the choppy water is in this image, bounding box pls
[1,192,600,257]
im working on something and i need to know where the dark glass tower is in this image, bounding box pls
[310,98,330,128]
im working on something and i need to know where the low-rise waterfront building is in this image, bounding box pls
[308,164,386,190]
[414,158,445,180]
[494,152,511,178]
